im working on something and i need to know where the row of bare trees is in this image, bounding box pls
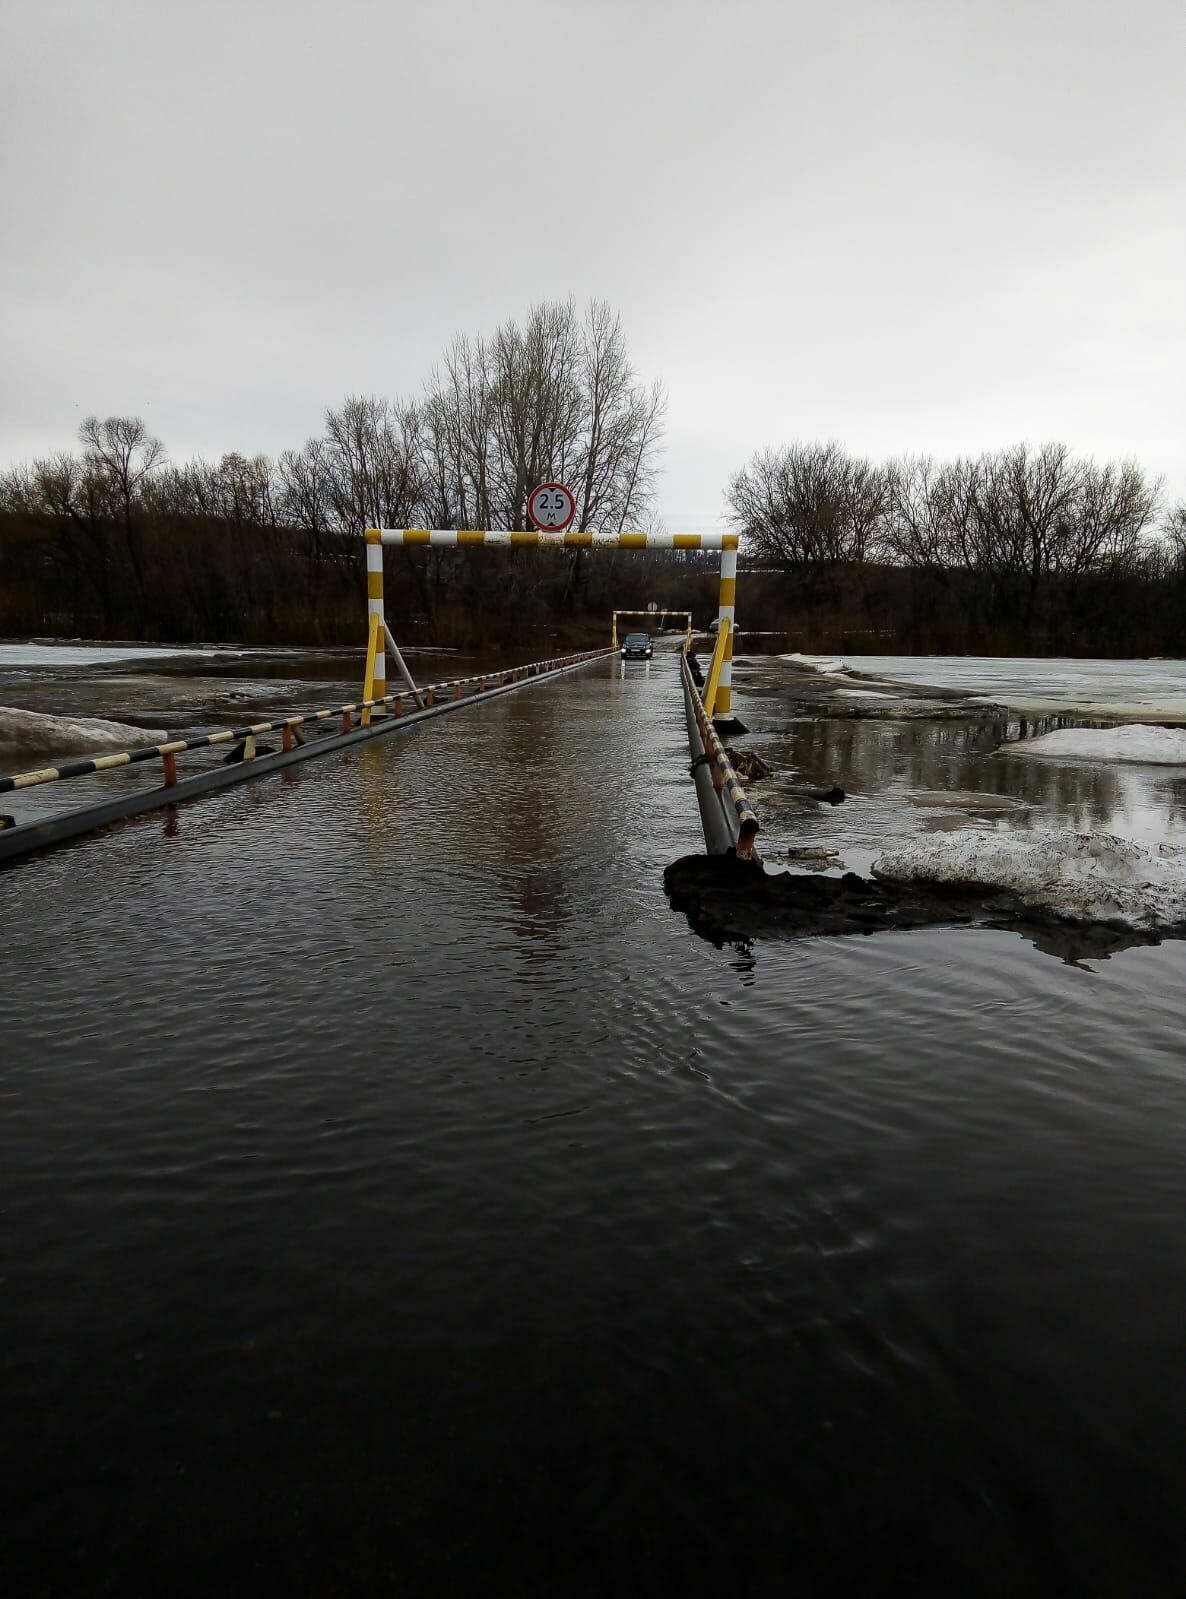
[0,301,670,644]
[727,442,1186,653]
[3,314,1183,656]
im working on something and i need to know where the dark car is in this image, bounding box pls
[621,631,653,660]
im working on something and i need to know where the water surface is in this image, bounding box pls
[4,654,1186,1595]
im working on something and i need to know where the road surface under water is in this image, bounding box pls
[4,653,1186,1595]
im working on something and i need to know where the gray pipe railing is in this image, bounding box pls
[680,651,759,858]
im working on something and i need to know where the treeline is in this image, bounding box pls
[728,442,1186,655]
[0,300,684,648]
[3,294,1184,658]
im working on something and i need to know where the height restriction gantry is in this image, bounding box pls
[363,528,742,714]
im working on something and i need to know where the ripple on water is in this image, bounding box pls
[5,657,1186,1593]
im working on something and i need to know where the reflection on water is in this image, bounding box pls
[4,655,1186,1595]
[733,659,1186,876]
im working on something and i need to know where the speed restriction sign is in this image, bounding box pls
[527,482,576,532]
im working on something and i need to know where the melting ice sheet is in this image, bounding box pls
[780,653,850,674]
[0,706,167,762]
[0,644,223,668]
[874,829,1186,931]
[1011,725,1186,764]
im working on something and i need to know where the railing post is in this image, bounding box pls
[162,752,178,786]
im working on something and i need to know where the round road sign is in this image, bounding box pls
[527,482,576,532]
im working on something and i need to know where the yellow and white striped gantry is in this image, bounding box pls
[364,528,740,713]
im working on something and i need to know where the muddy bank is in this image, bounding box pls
[663,853,1185,961]
[0,643,491,752]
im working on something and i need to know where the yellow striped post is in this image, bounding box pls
[716,543,741,713]
[361,611,380,726]
[704,617,731,717]
[716,546,737,714]
[364,528,386,700]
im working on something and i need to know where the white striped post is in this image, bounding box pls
[716,546,737,715]
[365,528,386,699]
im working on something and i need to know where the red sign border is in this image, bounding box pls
[527,482,576,533]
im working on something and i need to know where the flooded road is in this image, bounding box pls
[734,654,1186,877]
[5,653,1186,1594]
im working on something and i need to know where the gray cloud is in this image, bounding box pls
[3,0,1183,520]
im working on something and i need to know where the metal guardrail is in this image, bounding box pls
[0,648,616,863]
[0,649,611,798]
[680,650,759,859]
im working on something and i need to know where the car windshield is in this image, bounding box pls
[625,633,650,645]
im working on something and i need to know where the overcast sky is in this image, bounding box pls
[3,0,1183,524]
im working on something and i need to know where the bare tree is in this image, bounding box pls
[416,300,665,535]
[727,442,889,578]
[1164,503,1186,574]
[485,301,585,528]
[78,415,166,510]
[321,395,422,534]
[421,334,495,528]
[574,301,666,532]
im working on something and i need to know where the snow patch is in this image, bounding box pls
[873,828,1186,930]
[780,653,849,675]
[0,706,168,762]
[908,791,1027,813]
[1010,724,1186,765]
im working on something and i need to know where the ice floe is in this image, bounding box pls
[874,828,1186,930]
[1010,724,1186,765]
[780,653,850,675]
[0,706,167,763]
[908,791,1028,813]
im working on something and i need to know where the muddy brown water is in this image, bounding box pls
[4,651,1186,1594]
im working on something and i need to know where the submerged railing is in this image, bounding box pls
[680,649,759,859]
[0,649,611,801]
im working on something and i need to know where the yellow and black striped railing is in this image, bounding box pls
[0,648,613,798]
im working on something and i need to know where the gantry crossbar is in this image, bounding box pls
[369,529,738,549]
[611,610,693,648]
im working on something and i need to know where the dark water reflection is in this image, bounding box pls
[4,656,1186,1595]
[731,660,1186,873]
